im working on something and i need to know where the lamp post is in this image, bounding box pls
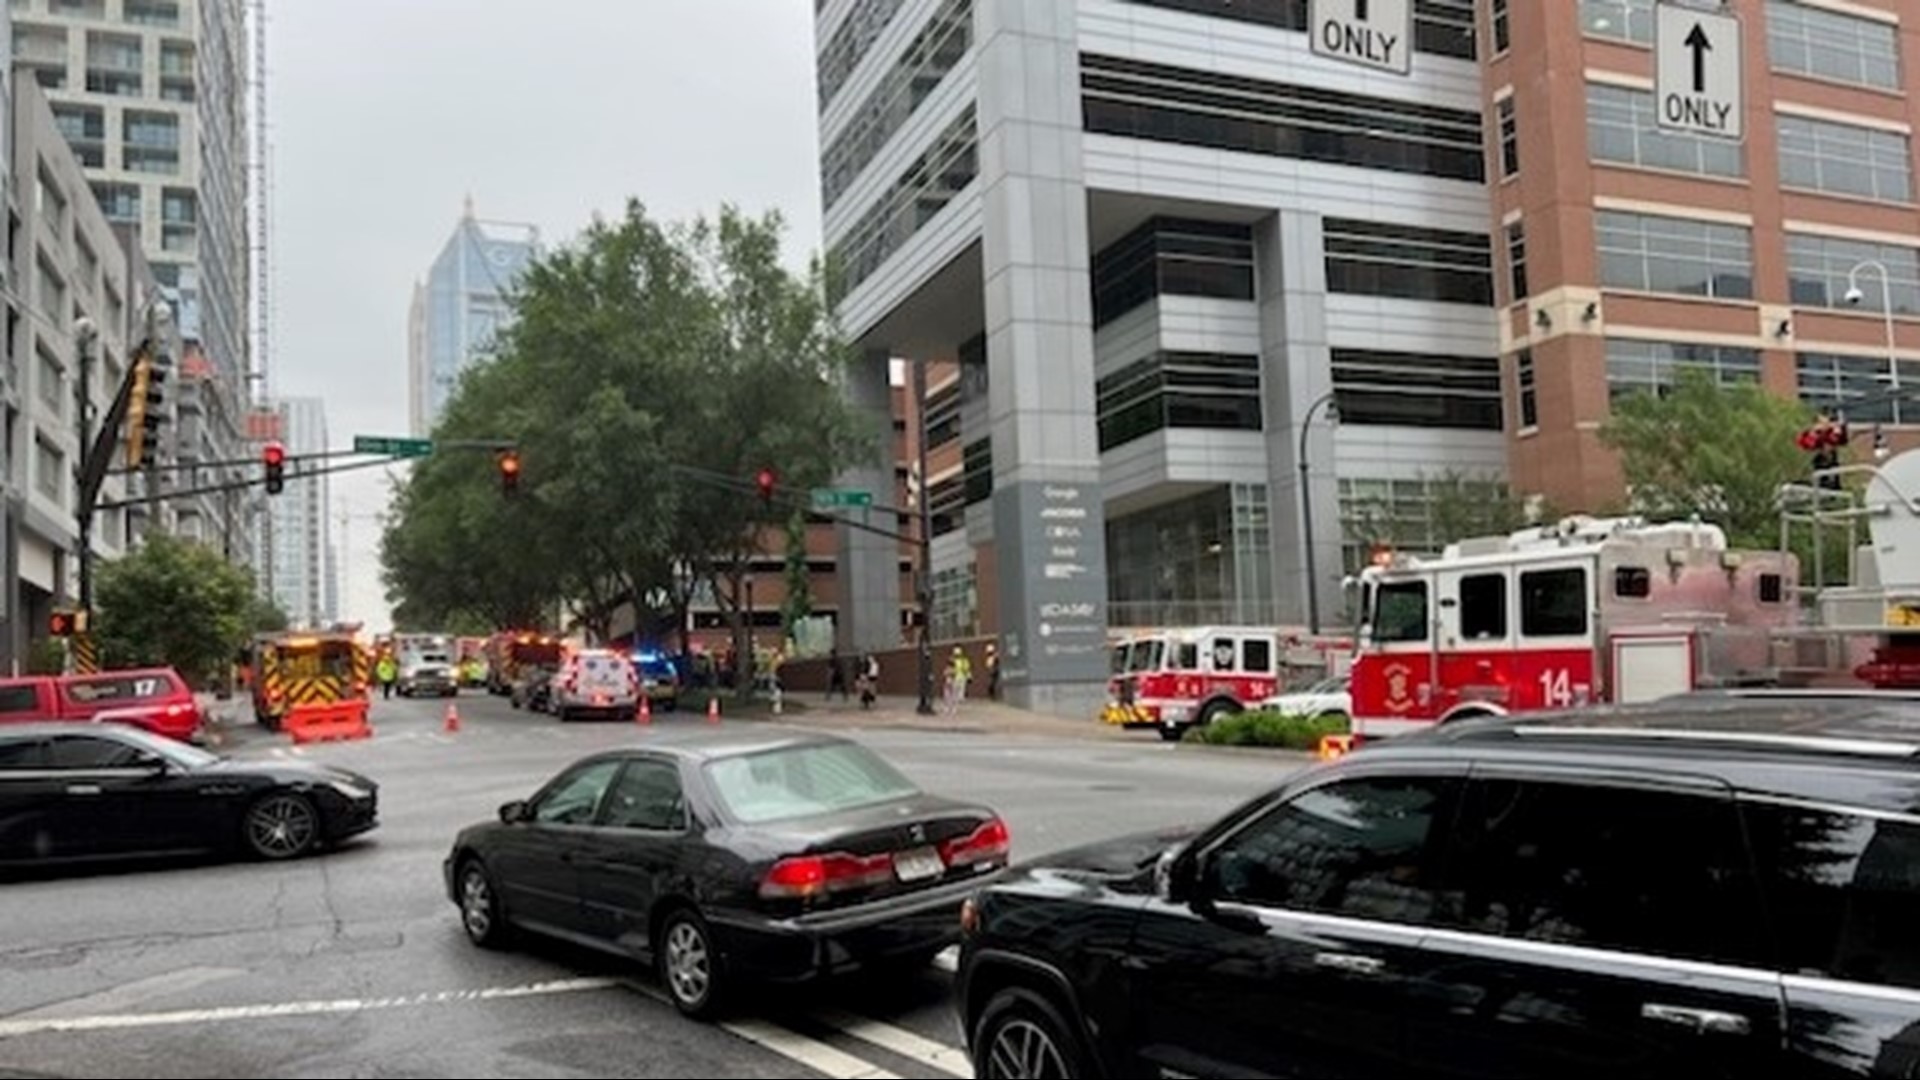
[1297,390,1339,635]
[913,358,934,716]
[1846,259,1900,396]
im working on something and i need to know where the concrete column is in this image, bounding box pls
[837,349,903,653]
[1256,211,1343,630]
[977,0,1110,716]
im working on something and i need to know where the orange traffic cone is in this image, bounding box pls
[706,697,721,725]
[444,701,461,734]
[637,696,652,726]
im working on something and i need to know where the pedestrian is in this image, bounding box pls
[828,646,850,701]
[375,652,398,700]
[944,646,972,716]
[986,643,1001,701]
[858,653,879,709]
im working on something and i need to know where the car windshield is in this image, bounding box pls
[112,727,220,770]
[704,743,921,825]
[1311,675,1350,694]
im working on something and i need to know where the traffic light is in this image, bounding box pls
[498,450,521,496]
[756,468,776,505]
[48,609,85,637]
[123,349,168,469]
[263,441,287,495]
[1798,418,1848,490]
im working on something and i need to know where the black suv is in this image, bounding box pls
[955,697,1920,1078]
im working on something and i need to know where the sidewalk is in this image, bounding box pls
[778,693,1136,741]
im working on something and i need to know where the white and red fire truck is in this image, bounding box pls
[1340,444,1920,749]
[1102,625,1352,740]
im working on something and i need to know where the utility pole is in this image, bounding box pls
[913,359,935,716]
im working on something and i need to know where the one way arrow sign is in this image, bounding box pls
[1656,3,1743,140]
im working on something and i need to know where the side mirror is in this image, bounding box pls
[141,756,171,777]
[1155,845,1200,904]
[499,800,531,825]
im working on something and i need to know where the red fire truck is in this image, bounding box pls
[1102,625,1352,740]
[1338,445,1920,753]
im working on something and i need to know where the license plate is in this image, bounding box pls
[894,847,944,883]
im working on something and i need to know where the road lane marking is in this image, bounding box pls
[720,1018,902,1079]
[817,1010,972,1077]
[0,977,619,1039]
[8,968,246,1022]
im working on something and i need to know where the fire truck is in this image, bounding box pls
[1102,625,1353,740]
[1340,444,1920,748]
[484,631,566,695]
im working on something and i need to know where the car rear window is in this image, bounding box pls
[64,674,177,705]
[705,743,921,824]
[0,684,43,715]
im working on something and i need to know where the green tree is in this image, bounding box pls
[95,534,255,685]
[250,598,290,634]
[1601,371,1816,549]
[781,510,814,640]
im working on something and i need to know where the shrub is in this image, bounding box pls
[1184,710,1350,749]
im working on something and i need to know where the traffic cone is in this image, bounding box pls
[638,696,652,726]
[706,697,721,725]
[444,701,461,734]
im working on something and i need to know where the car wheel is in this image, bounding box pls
[457,859,513,949]
[243,792,320,860]
[1197,699,1240,728]
[1156,724,1187,743]
[973,986,1087,1079]
[657,907,726,1019]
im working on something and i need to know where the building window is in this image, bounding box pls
[1109,485,1275,628]
[820,0,971,209]
[1767,0,1899,91]
[830,107,977,294]
[35,439,63,502]
[1798,352,1920,424]
[1491,0,1510,53]
[1786,233,1920,313]
[1497,96,1519,177]
[1777,115,1913,204]
[92,182,140,223]
[1505,221,1528,302]
[125,0,182,25]
[1097,352,1263,451]
[1587,83,1744,178]
[1092,218,1256,328]
[1081,54,1487,184]
[1325,218,1495,306]
[1606,340,1761,402]
[925,380,961,447]
[36,256,66,327]
[1581,0,1653,44]
[36,346,63,413]
[1596,211,1753,300]
[1516,348,1537,428]
[963,438,992,505]
[1331,348,1503,430]
[930,563,979,642]
[817,0,910,109]
[929,471,966,536]
[1121,0,1476,59]
[1341,474,1516,574]
[34,168,66,237]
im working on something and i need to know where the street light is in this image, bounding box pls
[1297,390,1339,636]
[1846,259,1899,397]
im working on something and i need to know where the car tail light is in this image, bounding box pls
[759,852,894,900]
[165,703,190,717]
[941,817,1011,869]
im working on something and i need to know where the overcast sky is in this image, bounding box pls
[268,0,824,631]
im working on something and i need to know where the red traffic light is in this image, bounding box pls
[498,450,521,495]
[263,442,285,466]
[1798,429,1819,452]
[49,612,73,637]
[1826,423,1850,449]
[756,468,776,502]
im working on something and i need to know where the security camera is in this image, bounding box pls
[1845,286,1866,306]
[72,316,97,343]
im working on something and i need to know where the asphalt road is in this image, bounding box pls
[0,691,1303,1079]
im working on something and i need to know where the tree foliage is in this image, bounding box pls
[96,534,256,685]
[381,201,875,677]
[1341,469,1536,568]
[781,510,814,638]
[1601,371,1816,548]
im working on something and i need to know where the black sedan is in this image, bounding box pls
[445,729,1008,1018]
[0,723,378,868]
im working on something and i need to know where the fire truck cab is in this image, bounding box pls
[1349,516,1801,739]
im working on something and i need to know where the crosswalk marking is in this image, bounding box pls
[818,1010,973,1077]
[721,1018,904,1080]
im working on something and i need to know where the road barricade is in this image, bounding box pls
[283,699,373,745]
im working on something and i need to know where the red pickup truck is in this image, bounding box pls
[0,668,203,742]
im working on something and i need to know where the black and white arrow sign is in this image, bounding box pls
[1656,3,1744,140]
[1309,0,1411,76]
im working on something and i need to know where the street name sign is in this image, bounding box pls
[1309,0,1412,76]
[811,488,874,510]
[1656,3,1743,140]
[354,435,434,458]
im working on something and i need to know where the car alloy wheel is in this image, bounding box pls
[658,910,723,1018]
[244,793,318,860]
[975,989,1084,1080]
[458,861,510,948]
[984,1019,1069,1079]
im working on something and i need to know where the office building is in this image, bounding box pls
[408,200,539,436]
[10,0,255,567]
[264,395,333,628]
